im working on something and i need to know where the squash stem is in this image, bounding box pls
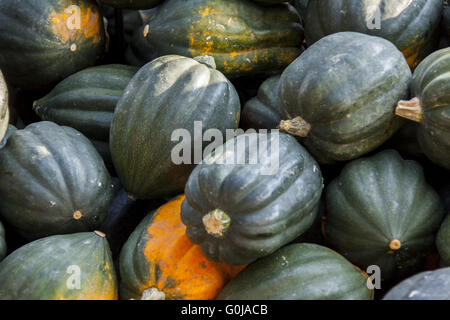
[203,209,231,238]
[141,287,166,300]
[279,117,311,137]
[395,97,423,123]
[389,239,401,250]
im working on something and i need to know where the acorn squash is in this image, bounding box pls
[217,243,373,300]
[325,150,445,281]
[0,121,114,240]
[278,32,411,164]
[98,0,163,9]
[241,75,284,130]
[110,55,240,200]
[0,70,8,141]
[120,195,245,300]
[395,47,450,170]
[33,64,138,167]
[293,0,309,18]
[0,231,118,300]
[138,0,303,78]
[383,267,450,300]
[0,0,106,91]
[0,220,6,262]
[304,0,443,69]
[437,214,450,267]
[181,132,324,266]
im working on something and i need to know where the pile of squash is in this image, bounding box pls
[0,0,449,300]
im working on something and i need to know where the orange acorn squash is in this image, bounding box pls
[119,195,246,300]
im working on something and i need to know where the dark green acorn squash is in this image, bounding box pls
[278,32,411,164]
[304,0,443,69]
[251,0,287,5]
[181,132,324,266]
[241,75,284,130]
[138,0,303,78]
[395,47,450,170]
[0,231,118,300]
[217,243,373,300]
[325,150,445,281]
[110,55,240,200]
[33,64,138,167]
[0,70,8,141]
[383,267,450,300]
[0,121,114,240]
[98,0,163,9]
[0,0,106,91]
[437,214,450,267]
[293,0,309,17]
[0,220,6,262]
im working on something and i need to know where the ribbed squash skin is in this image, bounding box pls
[325,150,445,281]
[241,75,284,130]
[0,70,8,141]
[0,122,114,240]
[0,0,106,90]
[293,0,309,17]
[304,0,443,69]
[383,268,450,300]
[278,32,411,164]
[139,0,303,78]
[402,48,450,170]
[120,196,245,300]
[437,214,450,267]
[33,64,138,167]
[0,221,5,262]
[217,243,373,300]
[110,55,240,200]
[98,0,163,9]
[181,132,324,266]
[0,232,118,300]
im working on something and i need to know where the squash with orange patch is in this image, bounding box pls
[119,196,246,300]
[0,231,118,300]
[138,0,303,78]
[0,0,106,90]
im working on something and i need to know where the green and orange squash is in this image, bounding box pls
[33,64,138,167]
[217,243,374,300]
[110,55,240,200]
[181,132,324,266]
[324,150,445,281]
[0,231,118,300]
[304,0,443,69]
[0,0,106,90]
[383,267,450,300]
[120,195,246,300]
[0,121,114,240]
[437,214,450,267]
[395,47,450,170]
[137,0,303,78]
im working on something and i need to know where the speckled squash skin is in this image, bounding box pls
[0,70,8,141]
[139,0,303,78]
[217,243,374,300]
[304,0,443,69]
[110,55,240,200]
[33,64,138,167]
[278,32,411,164]
[98,0,163,9]
[437,214,450,267]
[0,0,106,91]
[325,150,445,281]
[241,75,285,130]
[396,48,450,170]
[383,267,450,300]
[0,122,114,240]
[0,232,118,300]
[0,221,6,262]
[181,132,324,266]
[120,196,245,300]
